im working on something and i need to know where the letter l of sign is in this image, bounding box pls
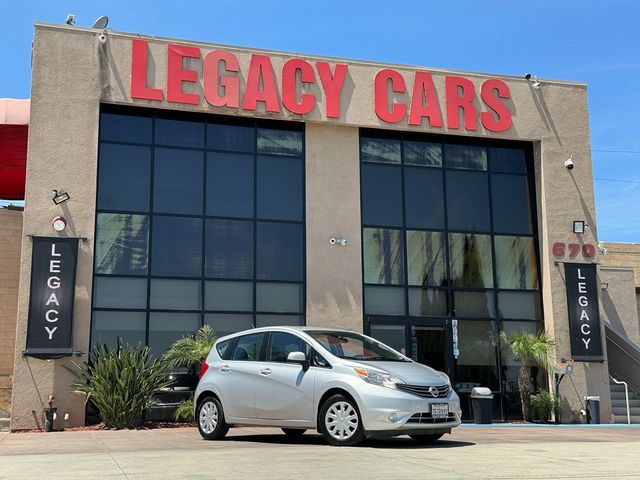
[51,244,61,257]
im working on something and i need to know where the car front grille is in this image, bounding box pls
[406,412,456,424]
[396,383,450,398]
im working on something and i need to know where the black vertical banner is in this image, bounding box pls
[564,262,604,361]
[25,237,79,359]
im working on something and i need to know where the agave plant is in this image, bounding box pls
[162,324,217,371]
[69,343,172,429]
[500,330,556,422]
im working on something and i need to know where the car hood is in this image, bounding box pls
[347,360,446,385]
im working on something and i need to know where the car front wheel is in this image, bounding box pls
[197,396,229,440]
[319,394,365,446]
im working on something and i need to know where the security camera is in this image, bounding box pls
[339,238,348,246]
[98,32,107,44]
[65,14,76,26]
[329,237,336,245]
[564,158,574,170]
[524,73,532,80]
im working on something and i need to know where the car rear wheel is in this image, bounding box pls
[197,396,229,440]
[409,433,444,444]
[319,394,365,446]
[281,428,306,438]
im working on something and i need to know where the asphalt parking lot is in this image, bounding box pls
[1,425,639,479]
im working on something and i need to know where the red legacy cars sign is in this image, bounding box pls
[130,39,512,132]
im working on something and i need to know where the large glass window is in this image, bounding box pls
[257,155,303,221]
[256,222,304,281]
[151,216,202,277]
[456,321,499,386]
[153,148,203,215]
[360,130,540,422]
[446,170,490,232]
[363,228,404,285]
[491,174,532,234]
[92,109,305,355]
[448,233,493,288]
[97,144,151,212]
[94,213,149,275]
[361,164,403,227]
[91,311,146,349]
[206,152,253,218]
[494,236,538,289]
[205,219,253,279]
[404,168,444,229]
[406,231,446,287]
[360,130,539,327]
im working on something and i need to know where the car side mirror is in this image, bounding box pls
[287,351,309,371]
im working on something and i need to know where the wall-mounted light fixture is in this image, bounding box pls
[52,189,70,205]
[601,282,609,290]
[573,220,586,234]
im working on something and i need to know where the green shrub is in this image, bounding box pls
[69,343,172,429]
[531,390,560,422]
[500,330,556,421]
[163,325,216,371]
[174,399,195,423]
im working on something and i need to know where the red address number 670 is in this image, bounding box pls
[552,242,596,259]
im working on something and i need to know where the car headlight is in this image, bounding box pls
[353,368,405,389]
[436,371,451,385]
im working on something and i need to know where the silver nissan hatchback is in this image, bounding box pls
[194,326,461,446]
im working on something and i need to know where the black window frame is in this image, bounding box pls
[359,128,543,422]
[90,105,306,355]
[359,128,542,324]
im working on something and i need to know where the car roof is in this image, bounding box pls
[215,325,357,343]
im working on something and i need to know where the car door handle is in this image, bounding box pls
[259,368,272,375]
[220,365,230,372]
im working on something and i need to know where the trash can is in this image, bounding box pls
[584,396,600,424]
[471,387,493,424]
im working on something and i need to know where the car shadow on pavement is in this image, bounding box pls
[224,433,475,449]
[363,438,475,449]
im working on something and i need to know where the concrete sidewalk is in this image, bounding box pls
[1,425,639,479]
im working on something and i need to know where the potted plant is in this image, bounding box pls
[500,330,556,422]
[531,390,561,423]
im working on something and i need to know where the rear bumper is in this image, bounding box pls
[358,386,462,434]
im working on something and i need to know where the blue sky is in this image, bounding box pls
[1,1,638,242]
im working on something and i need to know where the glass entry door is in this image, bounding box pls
[366,316,453,377]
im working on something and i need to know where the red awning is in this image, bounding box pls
[0,99,29,201]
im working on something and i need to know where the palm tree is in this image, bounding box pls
[163,324,217,371]
[500,330,556,421]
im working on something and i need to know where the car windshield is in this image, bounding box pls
[307,331,409,362]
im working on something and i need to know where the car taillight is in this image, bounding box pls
[199,361,209,378]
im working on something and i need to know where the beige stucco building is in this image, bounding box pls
[4,22,640,430]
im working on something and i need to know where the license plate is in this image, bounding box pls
[431,403,449,419]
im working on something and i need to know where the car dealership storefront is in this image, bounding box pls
[10,23,612,429]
